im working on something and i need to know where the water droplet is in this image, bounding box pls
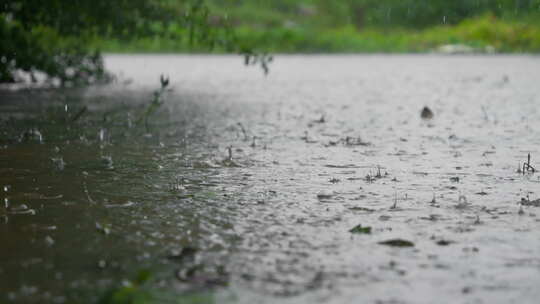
[127,113,133,128]
[101,156,113,169]
[51,157,65,171]
[99,129,106,142]
[45,236,55,246]
[98,260,107,269]
[20,129,43,143]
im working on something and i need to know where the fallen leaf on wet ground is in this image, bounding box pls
[435,239,455,246]
[349,206,376,212]
[316,190,334,200]
[349,224,372,234]
[378,239,415,247]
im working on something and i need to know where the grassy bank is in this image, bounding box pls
[97,15,540,54]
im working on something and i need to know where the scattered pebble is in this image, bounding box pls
[378,215,391,221]
[421,106,434,119]
[317,190,334,200]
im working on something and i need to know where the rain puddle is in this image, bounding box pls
[1,55,540,304]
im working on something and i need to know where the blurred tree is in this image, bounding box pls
[3,0,539,83]
[0,0,242,85]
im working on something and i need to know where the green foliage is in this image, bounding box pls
[0,15,107,84]
[3,0,540,83]
[348,0,540,28]
[138,75,170,130]
[349,224,372,234]
[98,286,214,304]
[217,15,540,53]
[0,0,243,84]
[98,270,215,304]
[207,0,540,28]
[412,15,540,52]
[93,1,540,54]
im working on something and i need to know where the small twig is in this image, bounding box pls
[83,181,96,204]
[430,192,437,205]
[227,146,233,161]
[481,106,489,122]
[138,74,170,131]
[243,52,273,75]
[237,123,249,141]
[522,153,536,175]
[70,106,88,123]
[391,191,398,209]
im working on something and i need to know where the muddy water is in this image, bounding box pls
[1,55,540,304]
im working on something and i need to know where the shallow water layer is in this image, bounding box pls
[1,55,540,304]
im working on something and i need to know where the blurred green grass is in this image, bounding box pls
[97,15,540,53]
[95,0,540,53]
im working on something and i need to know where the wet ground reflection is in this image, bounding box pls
[1,55,540,304]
